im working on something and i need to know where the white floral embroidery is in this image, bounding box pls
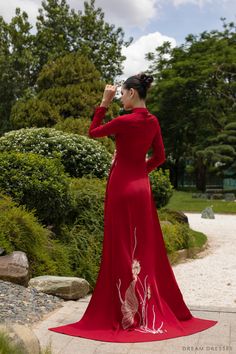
[116,226,168,334]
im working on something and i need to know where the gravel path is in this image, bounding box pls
[173,213,236,309]
[0,280,64,325]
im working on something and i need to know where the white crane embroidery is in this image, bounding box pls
[116,226,168,334]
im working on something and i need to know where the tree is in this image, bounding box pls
[204,122,236,177]
[37,53,105,119]
[0,0,131,134]
[10,53,120,129]
[0,9,35,133]
[146,20,236,191]
[35,0,132,81]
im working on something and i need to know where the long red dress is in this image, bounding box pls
[48,106,218,342]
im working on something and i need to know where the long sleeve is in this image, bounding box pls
[146,120,166,174]
[88,106,124,138]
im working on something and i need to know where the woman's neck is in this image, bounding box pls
[131,100,146,109]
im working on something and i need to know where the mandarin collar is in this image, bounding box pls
[131,107,149,113]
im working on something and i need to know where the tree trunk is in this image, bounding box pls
[195,156,207,192]
[169,161,179,189]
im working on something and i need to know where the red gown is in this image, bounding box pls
[48,106,217,342]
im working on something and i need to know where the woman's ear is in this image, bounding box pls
[129,88,135,98]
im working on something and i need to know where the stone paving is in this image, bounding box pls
[31,296,235,354]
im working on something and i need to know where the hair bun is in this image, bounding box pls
[138,73,153,89]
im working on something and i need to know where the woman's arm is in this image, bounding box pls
[88,84,123,138]
[88,106,123,138]
[146,121,166,173]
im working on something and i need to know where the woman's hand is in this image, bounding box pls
[100,84,117,108]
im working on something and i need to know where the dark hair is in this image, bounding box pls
[123,73,154,99]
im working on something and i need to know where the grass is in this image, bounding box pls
[159,193,224,264]
[189,229,207,248]
[0,331,25,354]
[166,190,236,214]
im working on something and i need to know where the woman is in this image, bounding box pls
[49,73,217,342]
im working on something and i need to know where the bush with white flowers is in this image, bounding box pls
[0,128,112,178]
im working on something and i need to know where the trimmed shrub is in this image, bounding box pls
[161,222,191,254]
[158,208,189,224]
[149,168,174,208]
[54,117,91,135]
[0,128,112,178]
[0,193,72,277]
[0,152,72,226]
[37,53,104,119]
[54,117,116,155]
[10,97,60,129]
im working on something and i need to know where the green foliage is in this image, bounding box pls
[10,53,105,128]
[149,168,174,208]
[0,0,131,133]
[62,225,102,289]
[54,117,116,155]
[10,97,60,129]
[159,207,188,224]
[10,52,122,131]
[0,193,72,277]
[96,137,115,156]
[35,0,132,81]
[54,117,91,135]
[161,222,191,254]
[147,20,236,190]
[158,208,198,261]
[166,190,236,213]
[68,176,106,229]
[0,9,35,133]
[0,127,112,178]
[61,177,107,288]
[0,330,25,354]
[204,121,236,176]
[0,328,53,353]
[0,151,72,226]
[36,53,104,119]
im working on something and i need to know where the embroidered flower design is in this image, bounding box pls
[117,278,139,329]
[132,259,141,280]
[116,226,168,334]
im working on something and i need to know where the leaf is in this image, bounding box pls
[121,279,139,329]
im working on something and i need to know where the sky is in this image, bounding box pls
[0,0,235,79]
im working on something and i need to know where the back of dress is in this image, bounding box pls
[88,106,166,175]
[49,104,218,342]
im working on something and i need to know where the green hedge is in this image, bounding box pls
[0,128,112,178]
[149,168,174,207]
[0,152,72,226]
[161,222,191,254]
[0,193,72,277]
